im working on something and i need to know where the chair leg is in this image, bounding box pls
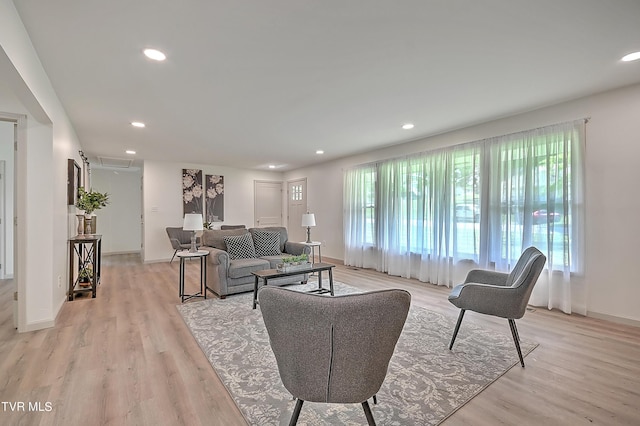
[508,319,525,367]
[449,309,466,350]
[361,400,376,426]
[170,250,178,263]
[288,399,304,426]
[373,394,377,405]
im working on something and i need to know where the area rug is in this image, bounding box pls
[177,281,537,425]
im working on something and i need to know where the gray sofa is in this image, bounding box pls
[200,226,311,298]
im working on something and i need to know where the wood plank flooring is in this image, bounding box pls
[0,254,639,425]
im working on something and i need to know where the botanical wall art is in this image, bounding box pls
[205,174,224,222]
[183,169,203,215]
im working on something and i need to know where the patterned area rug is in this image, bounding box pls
[177,281,537,425]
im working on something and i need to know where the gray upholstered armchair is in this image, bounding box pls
[259,287,411,426]
[448,246,546,367]
[165,227,201,263]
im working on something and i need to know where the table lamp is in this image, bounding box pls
[183,213,203,252]
[301,212,316,243]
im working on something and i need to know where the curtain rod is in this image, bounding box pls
[345,117,590,171]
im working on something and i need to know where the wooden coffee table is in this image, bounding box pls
[252,262,335,309]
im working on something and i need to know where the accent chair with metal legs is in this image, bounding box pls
[259,286,411,426]
[447,246,546,367]
[166,227,201,263]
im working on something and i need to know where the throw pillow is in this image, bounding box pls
[253,230,282,257]
[224,233,257,260]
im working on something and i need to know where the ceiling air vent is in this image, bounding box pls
[98,156,134,168]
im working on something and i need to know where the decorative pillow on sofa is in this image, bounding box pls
[252,230,282,257]
[224,233,257,260]
[202,228,248,251]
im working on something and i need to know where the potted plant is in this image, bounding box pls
[78,266,93,287]
[277,254,310,272]
[76,188,109,234]
[76,187,110,215]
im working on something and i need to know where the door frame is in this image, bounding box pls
[287,178,307,243]
[0,113,23,331]
[253,180,284,228]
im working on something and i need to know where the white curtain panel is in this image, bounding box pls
[343,120,586,314]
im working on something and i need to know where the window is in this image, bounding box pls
[344,120,585,300]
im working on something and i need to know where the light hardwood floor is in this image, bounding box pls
[1,254,639,425]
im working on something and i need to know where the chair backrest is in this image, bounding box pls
[505,246,546,318]
[220,225,246,230]
[166,227,192,248]
[259,287,411,404]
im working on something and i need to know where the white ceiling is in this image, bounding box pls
[12,0,640,171]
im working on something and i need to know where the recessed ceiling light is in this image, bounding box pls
[143,48,166,61]
[402,123,415,130]
[131,121,145,128]
[316,150,324,155]
[268,165,276,169]
[126,150,136,155]
[621,51,640,62]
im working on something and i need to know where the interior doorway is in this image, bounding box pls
[0,118,16,328]
[287,178,307,243]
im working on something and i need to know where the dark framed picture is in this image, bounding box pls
[205,174,224,222]
[182,169,203,215]
[67,159,81,205]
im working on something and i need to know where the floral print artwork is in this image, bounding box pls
[205,174,224,222]
[183,169,203,215]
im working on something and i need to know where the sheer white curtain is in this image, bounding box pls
[343,120,585,314]
[343,164,377,268]
[483,121,585,314]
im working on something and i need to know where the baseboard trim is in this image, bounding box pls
[22,317,55,332]
[587,311,640,328]
[104,250,141,256]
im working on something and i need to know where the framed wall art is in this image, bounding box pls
[67,159,81,205]
[205,174,224,222]
[183,169,203,215]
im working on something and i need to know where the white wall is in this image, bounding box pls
[91,167,142,254]
[285,83,640,324]
[143,160,283,262]
[1,0,84,331]
[0,120,14,277]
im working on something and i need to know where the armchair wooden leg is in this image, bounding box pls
[288,399,304,426]
[362,400,377,426]
[449,309,466,350]
[508,319,525,367]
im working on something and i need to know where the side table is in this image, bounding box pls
[176,250,210,303]
[300,241,322,263]
[68,234,102,301]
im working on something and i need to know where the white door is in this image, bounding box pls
[287,178,307,242]
[254,180,283,227]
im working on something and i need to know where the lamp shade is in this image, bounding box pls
[183,213,204,231]
[301,213,316,227]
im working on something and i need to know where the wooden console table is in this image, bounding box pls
[68,234,102,301]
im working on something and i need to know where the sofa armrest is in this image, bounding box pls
[200,246,229,267]
[284,241,311,256]
[198,246,231,298]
